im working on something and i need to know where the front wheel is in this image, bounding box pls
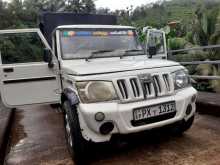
[171,115,195,136]
[63,100,89,165]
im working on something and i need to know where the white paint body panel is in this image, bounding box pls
[0,27,197,144]
[78,87,197,142]
[61,58,179,75]
[60,59,197,142]
[0,63,61,107]
[0,29,61,107]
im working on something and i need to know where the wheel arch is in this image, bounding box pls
[61,88,79,106]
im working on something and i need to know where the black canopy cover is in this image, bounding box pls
[39,12,117,46]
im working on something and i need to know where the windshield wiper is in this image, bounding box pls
[86,49,115,61]
[120,49,145,58]
[125,49,144,53]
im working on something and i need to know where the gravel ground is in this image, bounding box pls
[5,105,220,165]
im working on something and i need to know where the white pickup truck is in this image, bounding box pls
[0,14,197,164]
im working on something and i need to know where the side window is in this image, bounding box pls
[148,31,165,54]
[0,32,45,64]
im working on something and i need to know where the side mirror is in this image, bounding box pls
[148,46,157,58]
[43,48,54,68]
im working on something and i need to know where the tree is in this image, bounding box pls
[65,0,95,13]
[0,0,10,29]
[96,7,111,15]
[0,0,96,29]
[0,0,3,9]
[81,0,95,13]
[190,3,220,47]
[5,0,26,28]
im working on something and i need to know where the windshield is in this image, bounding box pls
[60,29,144,60]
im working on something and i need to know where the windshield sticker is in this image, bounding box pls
[63,31,76,37]
[93,31,108,36]
[63,31,69,37]
[128,30,134,36]
[76,31,92,36]
[109,31,127,35]
[63,31,134,37]
[68,31,75,36]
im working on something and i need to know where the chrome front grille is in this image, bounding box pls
[142,78,156,98]
[163,74,171,92]
[116,78,144,101]
[130,78,140,97]
[153,75,161,95]
[114,73,174,102]
[117,79,128,99]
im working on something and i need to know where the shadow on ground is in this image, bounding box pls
[5,105,220,165]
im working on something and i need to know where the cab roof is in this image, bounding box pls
[56,25,135,30]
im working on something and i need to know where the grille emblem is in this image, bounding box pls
[138,74,152,83]
[138,74,153,98]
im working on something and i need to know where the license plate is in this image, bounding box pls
[133,102,176,121]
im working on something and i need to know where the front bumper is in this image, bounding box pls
[78,87,197,143]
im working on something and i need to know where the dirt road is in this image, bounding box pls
[5,105,220,165]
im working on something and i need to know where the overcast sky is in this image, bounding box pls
[4,0,158,11]
[95,0,158,10]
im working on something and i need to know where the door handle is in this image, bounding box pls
[3,68,14,73]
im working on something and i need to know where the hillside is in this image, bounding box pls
[129,0,220,28]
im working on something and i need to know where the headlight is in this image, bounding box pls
[76,81,118,103]
[172,70,190,90]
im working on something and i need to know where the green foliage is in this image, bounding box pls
[194,64,220,92]
[168,37,187,50]
[65,0,95,13]
[0,33,44,64]
[0,0,96,29]
[186,32,194,44]
[170,51,209,63]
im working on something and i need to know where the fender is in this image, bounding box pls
[62,88,79,106]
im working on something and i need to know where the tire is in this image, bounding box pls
[50,103,61,109]
[63,100,89,165]
[171,115,195,136]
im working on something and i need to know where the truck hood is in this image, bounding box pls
[62,59,180,76]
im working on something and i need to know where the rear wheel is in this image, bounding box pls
[63,100,89,165]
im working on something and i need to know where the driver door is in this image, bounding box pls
[0,29,61,108]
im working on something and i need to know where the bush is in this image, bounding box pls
[168,37,187,50]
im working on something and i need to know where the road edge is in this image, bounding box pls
[0,108,14,165]
[196,101,220,117]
